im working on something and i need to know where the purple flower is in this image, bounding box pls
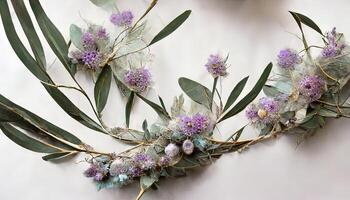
[182,139,194,155]
[277,48,302,70]
[246,97,280,125]
[165,143,179,158]
[321,28,346,58]
[133,152,155,170]
[81,32,96,49]
[158,156,171,166]
[84,165,98,177]
[96,27,109,40]
[205,54,228,77]
[124,67,151,92]
[179,113,212,136]
[110,11,134,27]
[129,166,143,177]
[93,172,104,181]
[82,50,102,69]
[298,75,325,102]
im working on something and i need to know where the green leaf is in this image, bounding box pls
[114,75,132,97]
[142,120,151,141]
[109,127,145,144]
[263,85,280,97]
[29,0,74,74]
[140,175,157,190]
[158,96,168,113]
[178,77,212,109]
[11,0,46,68]
[89,0,116,11]
[69,24,83,50]
[219,63,273,122]
[125,92,135,128]
[0,0,104,133]
[0,122,60,153]
[136,94,170,120]
[149,10,191,46]
[339,79,350,104]
[94,65,112,113]
[223,76,249,112]
[289,11,323,36]
[42,151,76,161]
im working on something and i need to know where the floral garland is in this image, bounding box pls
[1,0,350,200]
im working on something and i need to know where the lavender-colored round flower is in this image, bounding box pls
[245,104,259,121]
[205,54,228,77]
[84,165,98,177]
[179,113,212,136]
[259,97,279,113]
[133,152,155,170]
[124,68,151,92]
[96,27,109,40]
[110,11,134,27]
[93,172,104,181]
[82,50,102,69]
[129,166,143,177]
[246,97,280,125]
[81,32,96,49]
[277,48,302,70]
[165,143,179,158]
[298,75,325,102]
[321,28,346,58]
[158,156,171,166]
[182,139,194,155]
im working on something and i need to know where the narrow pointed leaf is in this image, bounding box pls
[223,76,249,112]
[29,0,74,74]
[289,11,323,35]
[125,92,135,127]
[149,10,191,46]
[94,65,112,113]
[136,94,170,120]
[42,151,76,161]
[11,0,46,68]
[219,63,273,122]
[0,122,60,153]
[114,75,132,97]
[178,77,212,109]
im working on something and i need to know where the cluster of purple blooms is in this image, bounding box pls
[321,28,346,58]
[298,75,325,102]
[71,26,109,69]
[245,97,280,126]
[178,113,213,136]
[205,54,228,77]
[277,48,302,70]
[110,11,134,27]
[124,67,152,92]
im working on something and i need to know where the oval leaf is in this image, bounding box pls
[178,77,212,109]
[94,66,112,113]
[69,24,83,50]
[219,63,273,122]
[149,10,191,46]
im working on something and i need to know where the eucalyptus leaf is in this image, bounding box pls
[94,65,112,113]
[114,75,132,97]
[289,11,323,36]
[11,0,46,68]
[149,10,191,46]
[69,24,83,50]
[219,63,273,122]
[136,93,170,120]
[263,85,280,97]
[42,151,76,161]
[223,76,249,112]
[125,92,135,127]
[89,0,116,11]
[140,175,157,190]
[178,77,212,109]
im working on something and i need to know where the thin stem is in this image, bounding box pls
[210,77,218,111]
[135,188,146,200]
[130,0,158,32]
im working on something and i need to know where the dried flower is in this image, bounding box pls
[96,27,109,40]
[82,32,96,49]
[321,28,346,58]
[205,54,228,77]
[109,159,129,176]
[182,139,194,155]
[133,152,155,170]
[158,156,171,166]
[129,166,143,177]
[82,50,103,69]
[124,67,152,92]
[246,97,280,125]
[277,48,302,70]
[93,172,105,181]
[165,143,179,158]
[298,75,325,102]
[179,113,212,136]
[84,165,98,178]
[110,11,134,27]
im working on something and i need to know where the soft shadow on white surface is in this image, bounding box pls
[0,0,350,200]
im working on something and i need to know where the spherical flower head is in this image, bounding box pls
[245,104,259,121]
[182,139,194,155]
[133,152,155,170]
[165,143,179,158]
[277,48,302,70]
[93,172,104,181]
[205,54,228,77]
[246,97,280,125]
[128,166,142,177]
[84,164,98,178]
[109,159,129,176]
[258,97,279,113]
[110,11,134,27]
[321,27,346,58]
[81,32,96,49]
[124,67,152,92]
[158,156,171,166]
[298,75,325,102]
[179,113,212,136]
[82,50,102,69]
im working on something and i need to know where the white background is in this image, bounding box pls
[1,0,350,200]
